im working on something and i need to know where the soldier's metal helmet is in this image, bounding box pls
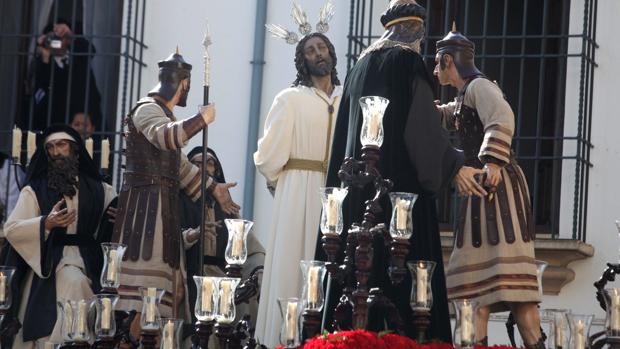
[436,23,482,79]
[148,50,192,106]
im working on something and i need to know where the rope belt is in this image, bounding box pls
[283,158,327,173]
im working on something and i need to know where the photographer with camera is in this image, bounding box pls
[28,20,102,131]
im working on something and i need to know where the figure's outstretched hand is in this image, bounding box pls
[212,182,241,215]
[454,166,488,198]
[45,198,77,230]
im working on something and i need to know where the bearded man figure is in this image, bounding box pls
[253,22,343,345]
[3,124,116,347]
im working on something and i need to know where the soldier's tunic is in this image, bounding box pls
[112,97,209,317]
[439,77,540,311]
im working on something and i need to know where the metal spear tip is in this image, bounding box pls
[202,22,212,49]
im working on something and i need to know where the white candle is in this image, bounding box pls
[77,299,87,335]
[106,250,118,284]
[163,320,174,349]
[101,297,112,331]
[555,315,564,348]
[200,278,214,312]
[0,272,6,303]
[575,320,585,349]
[396,199,409,231]
[27,131,36,162]
[611,289,620,331]
[231,221,244,258]
[101,139,110,169]
[12,127,22,160]
[145,287,157,323]
[416,264,428,305]
[220,280,231,315]
[326,194,338,227]
[63,301,74,336]
[285,301,298,342]
[85,138,94,158]
[367,112,381,139]
[460,301,474,343]
[307,266,320,307]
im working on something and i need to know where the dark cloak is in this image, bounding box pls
[314,47,464,342]
[1,124,115,341]
[179,147,234,324]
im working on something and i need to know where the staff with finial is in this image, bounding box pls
[199,23,212,277]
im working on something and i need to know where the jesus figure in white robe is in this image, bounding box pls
[254,32,342,347]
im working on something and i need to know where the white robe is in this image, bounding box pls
[254,85,342,347]
[3,183,116,348]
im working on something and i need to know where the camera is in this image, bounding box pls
[43,32,67,56]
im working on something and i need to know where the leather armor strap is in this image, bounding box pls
[455,198,468,248]
[511,165,535,241]
[111,188,131,243]
[485,196,500,246]
[122,190,141,261]
[142,186,159,260]
[505,165,529,242]
[497,181,516,244]
[470,196,482,248]
[128,187,150,261]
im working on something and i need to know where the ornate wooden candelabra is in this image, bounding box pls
[315,141,434,341]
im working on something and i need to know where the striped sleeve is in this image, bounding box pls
[132,103,205,150]
[466,79,515,165]
[179,152,213,201]
[436,99,458,131]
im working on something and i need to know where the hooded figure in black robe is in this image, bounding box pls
[1,124,116,345]
[314,1,465,342]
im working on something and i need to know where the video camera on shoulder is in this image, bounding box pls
[43,32,67,56]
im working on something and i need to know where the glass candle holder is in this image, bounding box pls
[407,260,436,311]
[215,278,241,324]
[93,294,119,338]
[278,297,301,348]
[100,243,127,289]
[193,276,221,322]
[567,313,593,349]
[300,260,327,311]
[0,266,17,311]
[389,192,418,240]
[605,288,620,338]
[535,260,548,298]
[452,299,478,349]
[57,299,92,342]
[319,187,348,236]
[359,96,390,147]
[224,219,253,265]
[159,318,183,349]
[543,309,571,349]
[139,287,165,330]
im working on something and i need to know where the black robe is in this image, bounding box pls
[315,47,464,342]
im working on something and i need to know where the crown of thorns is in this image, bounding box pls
[265,1,335,45]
